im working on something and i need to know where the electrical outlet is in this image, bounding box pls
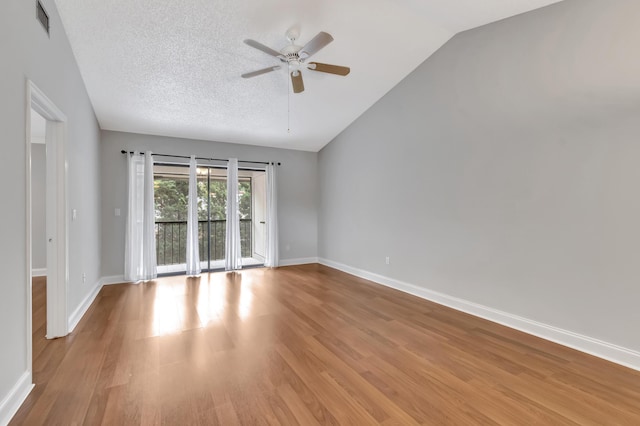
[385,256,390,265]
[82,273,86,283]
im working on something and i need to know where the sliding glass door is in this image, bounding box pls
[153,164,265,274]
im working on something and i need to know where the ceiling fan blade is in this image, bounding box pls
[291,71,304,93]
[241,65,281,79]
[244,39,285,59]
[299,31,334,59]
[308,62,350,76]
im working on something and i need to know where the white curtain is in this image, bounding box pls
[125,152,157,282]
[264,163,279,268]
[142,152,157,280]
[225,158,242,271]
[186,155,201,276]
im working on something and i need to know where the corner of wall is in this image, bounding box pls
[67,278,103,333]
[279,257,319,267]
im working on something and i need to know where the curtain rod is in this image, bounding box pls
[120,150,281,166]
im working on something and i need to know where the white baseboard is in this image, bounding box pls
[66,275,130,333]
[318,258,640,372]
[67,279,102,333]
[279,257,319,267]
[100,275,128,286]
[0,372,33,426]
[31,268,46,277]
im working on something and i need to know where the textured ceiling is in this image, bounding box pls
[55,0,562,151]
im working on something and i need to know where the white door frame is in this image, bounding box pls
[25,80,69,375]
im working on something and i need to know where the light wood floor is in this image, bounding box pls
[12,265,640,425]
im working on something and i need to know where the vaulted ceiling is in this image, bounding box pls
[55,0,562,151]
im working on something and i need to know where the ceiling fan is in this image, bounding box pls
[242,28,350,94]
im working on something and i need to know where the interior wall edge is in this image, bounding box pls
[318,257,640,372]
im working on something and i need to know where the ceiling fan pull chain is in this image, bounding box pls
[287,72,291,134]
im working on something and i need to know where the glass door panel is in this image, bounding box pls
[208,172,227,262]
[196,167,209,270]
[238,178,252,258]
[252,172,267,260]
[154,165,189,274]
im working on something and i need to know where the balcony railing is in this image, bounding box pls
[155,219,252,266]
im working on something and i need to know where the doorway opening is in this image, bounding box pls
[153,163,267,274]
[26,81,69,384]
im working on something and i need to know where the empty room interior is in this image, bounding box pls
[2,0,640,424]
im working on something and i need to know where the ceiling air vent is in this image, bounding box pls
[36,1,50,36]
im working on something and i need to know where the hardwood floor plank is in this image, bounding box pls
[275,384,321,426]
[214,402,240,425]
[269,350,339,425]
[11,266,640,425]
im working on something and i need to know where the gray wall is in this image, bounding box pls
[319,0,640,352]
[100,130,318,277]
[30,144,46,270]
[0,0,101,407]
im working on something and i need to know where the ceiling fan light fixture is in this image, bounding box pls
[288,60,301,72]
